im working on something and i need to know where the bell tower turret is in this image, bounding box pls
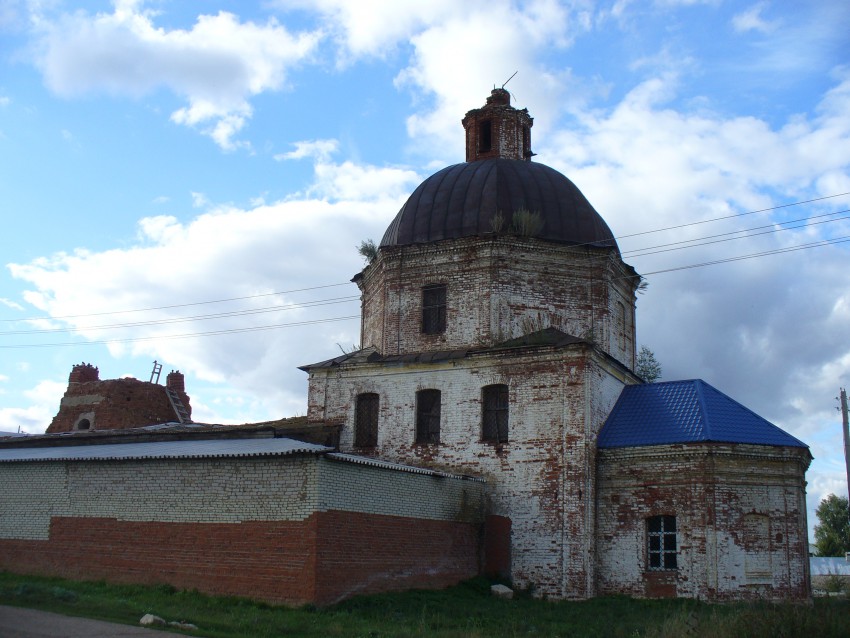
[461,88,534,162]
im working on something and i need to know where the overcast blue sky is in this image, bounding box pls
[1,0,849,536]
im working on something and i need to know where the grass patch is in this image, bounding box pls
[1,572,848,637]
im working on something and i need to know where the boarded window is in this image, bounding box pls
[615,301,626,350]
[742,513,772,582]
[416,389,441,444]
[647,515,677,570]
[482,384,509,443]
[422,284,447,334]
[354,393,379,447]
[479,120,492,153]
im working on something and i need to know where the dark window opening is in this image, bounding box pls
[522,126,530,156]
[355,393,379,447]
[482,384,509,443]
[416,389,441,444]
[479,120,492,153]
[422,284,447,334]
[76,418,91,430]
[647,515,677,570]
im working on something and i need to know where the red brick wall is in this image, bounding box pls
[47,377,191,433]
[0,511,480,606]
[314,510,480,606]
[0,516,319,604]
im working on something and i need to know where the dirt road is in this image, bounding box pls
[0,605,193,637]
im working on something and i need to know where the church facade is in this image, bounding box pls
[301,89,812,600]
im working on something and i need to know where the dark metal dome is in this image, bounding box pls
[380,158,617,250]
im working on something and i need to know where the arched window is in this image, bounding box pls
[482,384,509,443]
[415,389,441,444]
[355,393,379,448]
[76,418,91,430]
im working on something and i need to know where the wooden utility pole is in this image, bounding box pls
[842,388,850,518]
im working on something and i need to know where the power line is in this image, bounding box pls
[0,296,360,336]
[2,192,849,345]
[617,192,850,240]
[4,193,847,326]
[638,235,850,277]
[6,233,848,349]
[0,282,355,324]
[622,209,850,258]
[0,316,361,349]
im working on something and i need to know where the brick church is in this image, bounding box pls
[0,90,812,603]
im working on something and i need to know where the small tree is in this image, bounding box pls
[636,345,662,383]
[814,494,850,557]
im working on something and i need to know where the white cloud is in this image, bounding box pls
[9,156,417,417]
[190,192,209,208]
[276,0,461,60]
[0,379,65,434]
[275,0,580,160]
[277,139,420,201]
[732,2,776,34]
[0,298,24,311]
[276,138,339,162]
[310,160,420,202]
[0,96,9,106]
[30,2,322,149]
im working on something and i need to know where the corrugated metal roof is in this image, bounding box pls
[598,379,808,449]
[327,453,485,482]
[0,437,332,463]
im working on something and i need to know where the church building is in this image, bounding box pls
[0,90,811,604]
[300,89,812,601]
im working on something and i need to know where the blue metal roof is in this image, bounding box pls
[598,379,807,449]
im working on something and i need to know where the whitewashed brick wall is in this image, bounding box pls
[357,236,637,368]
[312,346,633,598]
[0,452,484,541]
[596,443,810,600]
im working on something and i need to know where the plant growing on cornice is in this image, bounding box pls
[357,239,378,264]
[511,209,543,236]
[489,212,506,233]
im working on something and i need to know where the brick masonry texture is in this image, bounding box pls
[462,88,533,162]
[308,342,634,599]
[0,453,483,605]
[47,371,192,433]
[357,236,636,369]
[596,443,811,600]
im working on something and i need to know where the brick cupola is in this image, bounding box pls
[166,370,185,393]
[461,88,533,162]
[68,362,99,384]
